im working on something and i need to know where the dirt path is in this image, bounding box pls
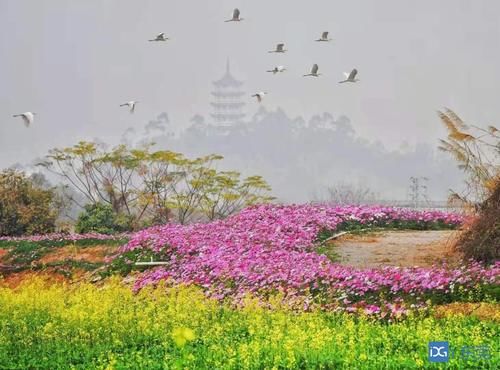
[334,230,460,268]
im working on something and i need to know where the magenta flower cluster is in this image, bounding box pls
[110,204,498,317]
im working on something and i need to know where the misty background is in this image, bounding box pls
[2,0,500,202]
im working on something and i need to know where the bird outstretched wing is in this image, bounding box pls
[322,31,329,39]
[277,43,284,51]
[22,115,31,127]
[14,113,33,127]
[233,8,240,19]
[349,69,358,80]
[252,94,262,102]
[311,64,319,74]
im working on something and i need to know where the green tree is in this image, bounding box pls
[198,171,274,221]
[75,203,133,234]
[0,170,57,236]
[39,141,153,227]
[40,141,275,226]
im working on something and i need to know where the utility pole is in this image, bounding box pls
[408,176,429,208]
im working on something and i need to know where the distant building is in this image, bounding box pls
[210,59,246,128]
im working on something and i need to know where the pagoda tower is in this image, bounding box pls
[210,59,246,127]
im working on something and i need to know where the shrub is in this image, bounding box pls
[0,170,57,236]
[456,179,500,263]
[75,203,133,234]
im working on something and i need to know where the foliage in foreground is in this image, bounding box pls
[0,278,498,369]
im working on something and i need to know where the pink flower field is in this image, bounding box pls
[110,204,498,319]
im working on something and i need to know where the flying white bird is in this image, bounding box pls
[251,92,267,103]
[120,101,139,113]
[13,112,36,127]
[266,65,286,74]
[225,8,243,22]
[339,69,359,83]
[315,31,332,42]
[303,64,321,77]
[268,43,287,53]
[148,33,168,42]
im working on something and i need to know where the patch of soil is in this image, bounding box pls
[0,271,68,289]
[335,230,461,268]
[0,249,9,261]
[1,245,119,286]
[38,245,117,264]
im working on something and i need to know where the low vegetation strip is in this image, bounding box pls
[0,232,129,246]
[0,279,497,369]
[0,238,126,276]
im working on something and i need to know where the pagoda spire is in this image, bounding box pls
[211,60,246,127]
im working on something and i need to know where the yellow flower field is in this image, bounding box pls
[0,277,497,369]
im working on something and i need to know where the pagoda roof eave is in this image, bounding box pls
[211,92,246,97]
[212,72,244,87]
[210,102,246,107]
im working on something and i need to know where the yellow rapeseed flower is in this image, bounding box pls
[171,327,196,347]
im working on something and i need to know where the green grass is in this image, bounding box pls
[315,242,341,262]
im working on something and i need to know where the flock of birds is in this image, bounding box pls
[12,8,359,125]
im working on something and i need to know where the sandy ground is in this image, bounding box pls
[334,230,460,268]
[38,245,115,264]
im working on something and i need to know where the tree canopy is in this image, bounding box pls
[39,142,274,226]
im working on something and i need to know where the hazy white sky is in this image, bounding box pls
[1,0,500,169]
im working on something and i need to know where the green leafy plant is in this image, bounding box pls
[75,203,133,234]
